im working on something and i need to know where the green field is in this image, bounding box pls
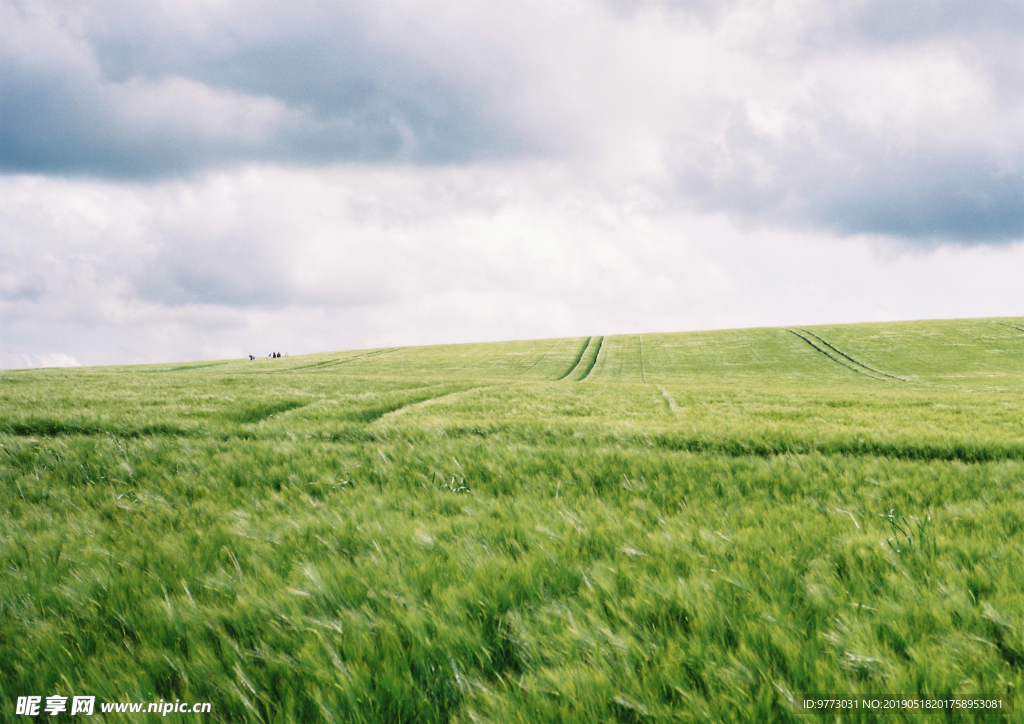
[2,318,1023,722]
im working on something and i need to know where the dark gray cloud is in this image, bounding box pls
[647,0,1024,243]
[817,159,1024,242]
[0,1,527,177]
[673,109,1024,243]
[1,0,1023,245]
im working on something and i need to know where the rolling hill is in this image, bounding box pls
[2,318,1022,722]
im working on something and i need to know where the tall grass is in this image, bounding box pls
[2,318,1023,722]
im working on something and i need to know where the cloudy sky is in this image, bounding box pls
[2,0,1023,368]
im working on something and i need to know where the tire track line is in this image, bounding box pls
[557,337,592,380]
[150,361,232,373]
[517,340,560,377]
[577,336,604,381]
[797,329,909,381]
[639,334,648,384]
[372,385,503,423]
[279,348,404,373]
[787,330,888,381]
[454,349,497,371]
[995,321,1024,334]
[657,385,679,413]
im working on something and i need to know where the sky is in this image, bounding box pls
[2,0,1023,368]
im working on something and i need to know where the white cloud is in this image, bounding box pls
[22,353,81,368]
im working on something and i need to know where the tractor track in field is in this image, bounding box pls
[517,340,560,377]
[454,351,495,371]
[995,321,1024,335]
[557,337,592,380]
[281,348,404,373]
[639,334,648,384]
[657,385,679,413]
[788,330,891,381]
[576,336,604,381]
[371,385,501,423]
[797,329,909,381]
[148,361,232,373]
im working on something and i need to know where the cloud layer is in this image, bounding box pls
[3,0,1023,242]
[0,1,526,176]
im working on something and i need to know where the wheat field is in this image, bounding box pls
[2,318,1023,722]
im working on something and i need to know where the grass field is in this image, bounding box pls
[2,318,1023,722]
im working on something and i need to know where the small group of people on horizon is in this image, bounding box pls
[247,352,284,360]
